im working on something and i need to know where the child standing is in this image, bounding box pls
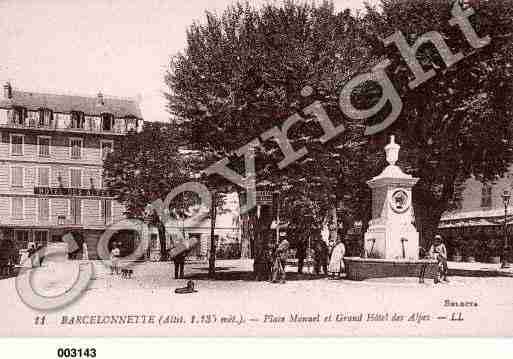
[110,245,120,275]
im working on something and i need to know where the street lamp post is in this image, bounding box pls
[501,189,511,269]
[274,190,280,244]
[208,189,217,277]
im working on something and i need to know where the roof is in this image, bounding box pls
[0,88,142,118]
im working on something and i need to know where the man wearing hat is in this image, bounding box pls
[429,234,449,283]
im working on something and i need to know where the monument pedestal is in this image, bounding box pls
[363,136,419,260]
[364,223,419,260]
[345,136,437,281]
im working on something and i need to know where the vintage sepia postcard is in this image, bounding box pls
[1,0,513,339]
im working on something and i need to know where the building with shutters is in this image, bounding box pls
[0,82,143,260]
[437,167,513,262]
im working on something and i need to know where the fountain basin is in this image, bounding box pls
[344,257,438,281]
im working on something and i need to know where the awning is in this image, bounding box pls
[439,215,513,229]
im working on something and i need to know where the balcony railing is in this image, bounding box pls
[0,119,134,135]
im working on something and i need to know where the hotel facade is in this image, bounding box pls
[0,82,143,260]
[438,166,513,261]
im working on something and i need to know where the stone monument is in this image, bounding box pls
[344,136,437,281]
[364,135,419,260]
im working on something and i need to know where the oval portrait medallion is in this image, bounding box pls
[390,189,410,213]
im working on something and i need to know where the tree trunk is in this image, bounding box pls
[253,205,273,280]
[414,178,454,254]
[413,201,444,254]
[240,208,256,259]
[208,191,217,278]
[156,219,167,262]
[328,204,338,248]
[421,211,444,255]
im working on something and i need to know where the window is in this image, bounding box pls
[34,230,49,247]
[11,197,24,219]
[38,136,51,157]
[481,183,492,208]
[101,113,114,131]
[150,233,159,250]
[99,170,106,189]
[38,198,50,222]
[126,118,137,132]
[38,167,50,187]
[27,111,38,127]
[69,198,82,224]
[101,140,113,160]
[70,111,85,129]
[100,199,112,224]
[11,166,24,187]
[188,233,202,257]
[70,168,82,188]
[70,138,82,159]
[89,117,101,132]
[10,107,26,126]
[10,134,24,155]
[38,108,53,127]
[14,230,29,249]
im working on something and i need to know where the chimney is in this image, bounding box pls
[97,91,104,105]
[3,82,12,99]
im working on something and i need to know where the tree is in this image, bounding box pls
[165,1,370,276]
[359,0,513,245]
[103,122,192,261]
[166,0,513,271]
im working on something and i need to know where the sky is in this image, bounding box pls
[0,0,375,123]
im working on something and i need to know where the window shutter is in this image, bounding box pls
[12,198,23,219]
[12,167,23,187]
[38,198,50,221]
[70,169,82,188]
[70,138,82,159]
[38,168,49,186]
[70,198,81,224]
[11,135,23,155]
[481,184,492,208]
[39,137,50,157]
[101,199,112,224]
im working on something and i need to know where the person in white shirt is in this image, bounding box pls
[429,235,449,283]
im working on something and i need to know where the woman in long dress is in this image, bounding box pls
[82,243,89,261]
[328,239,346,278]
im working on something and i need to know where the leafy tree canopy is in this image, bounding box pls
[166,0,513,246]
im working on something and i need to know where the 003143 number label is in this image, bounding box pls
[57,348,97,358]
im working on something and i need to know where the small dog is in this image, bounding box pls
[175,280,196,294]
[121,268,134,279]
